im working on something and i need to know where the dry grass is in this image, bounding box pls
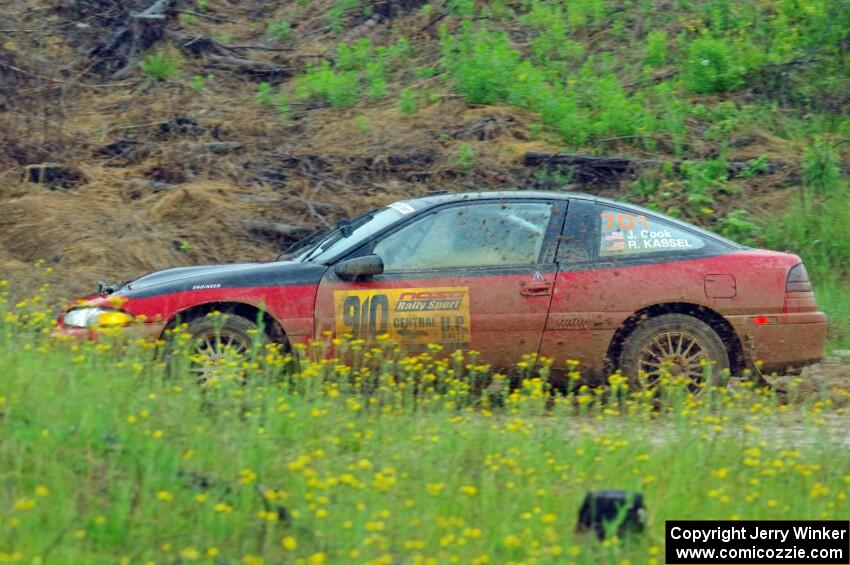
[0,0,828,302]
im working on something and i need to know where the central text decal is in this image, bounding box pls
[333,287,470,347]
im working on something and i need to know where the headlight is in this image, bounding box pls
[63,308,135,328]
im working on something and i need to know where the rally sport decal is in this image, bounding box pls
[333,287,470,347]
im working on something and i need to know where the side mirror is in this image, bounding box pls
[334,254,384,279]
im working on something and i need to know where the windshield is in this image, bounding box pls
[284,206,406,263]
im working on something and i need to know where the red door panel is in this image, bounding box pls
[314,269,555,369]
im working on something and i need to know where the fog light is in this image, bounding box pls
[577,490,646,540]
[97,311,134,327]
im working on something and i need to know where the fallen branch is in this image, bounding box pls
[89,0,175,78]
[132,0,170,19]
[205,55,291,80]
[0,60,119,89]
[219,44,296,52]
[175,9,238,24]
[240,220,310,237]
[188,141,243,155]
[168,31,292,79]
[523,152,782,181]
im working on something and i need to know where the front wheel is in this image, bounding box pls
[181,314,266,382]
[619,313,729,391]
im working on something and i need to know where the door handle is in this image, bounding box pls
[519,281,553,296]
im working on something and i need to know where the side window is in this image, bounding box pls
[558,200,597,264]
[598,209,705,258]
[373,202,553,271]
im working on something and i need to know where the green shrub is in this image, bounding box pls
[702,0,733,31]
[716,209,758,244]
[188,74,209,93]
[440,26,521,104]
[680,157,730,208]
[336,39,373,71]
[735,156,770,179]
[504,61,551,109]
[534,168,575,189]
[138,49,181,81]
[267,19,291,41]
[330,0,360,34]
[254,82,290,120]
[654,84,688,156]
[762,141,846,276]
[457,144,475,169]
[381,38,412,65]
[398,88,417,116]
[440,25,654,145]
[683,37,744,94]
[764,195,850,278]
[448,0,475,16]
[255,82,273,106]
[582,72,649,138]
[566,0,609,29]
[539,94,588,145]
[414,67,439,78]
[521,2,584,63]
[629,169,662,198]
[293,39,411,108]
[802,140,842,196]
[759,140,848,341]
[353,115,372,132]
[644,30,668,67]
[365,63,386,100]
[296,62,360,108]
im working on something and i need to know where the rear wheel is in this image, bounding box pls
[619,313,729,391]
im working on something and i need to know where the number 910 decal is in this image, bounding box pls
[333,287,471,347]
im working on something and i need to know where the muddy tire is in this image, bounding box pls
[619,314,729,391]
[179,314,267,381]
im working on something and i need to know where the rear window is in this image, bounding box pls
[599,209,705,258]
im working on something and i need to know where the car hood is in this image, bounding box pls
[116,260,328,298]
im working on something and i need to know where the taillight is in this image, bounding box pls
[786,263,812,292]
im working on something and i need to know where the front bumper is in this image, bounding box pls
[728,312,828,374]
[53,321,167,342]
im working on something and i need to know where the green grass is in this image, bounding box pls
[0,301,848,564]
[812,278,850,351]
[759,141,850,349]
[138,49,182,82]
[286,0,849,235]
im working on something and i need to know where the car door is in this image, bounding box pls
[313,199,566,369]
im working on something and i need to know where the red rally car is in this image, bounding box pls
[58,191,827,383]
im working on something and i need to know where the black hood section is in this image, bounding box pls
[117,261,328,298]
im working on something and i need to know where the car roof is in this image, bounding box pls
[400,190,743,249]
[404,190,585,207]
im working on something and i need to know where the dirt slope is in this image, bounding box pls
[1,1,559,299]
[1,0,847,301]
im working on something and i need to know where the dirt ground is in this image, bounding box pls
[764,353,850,407]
